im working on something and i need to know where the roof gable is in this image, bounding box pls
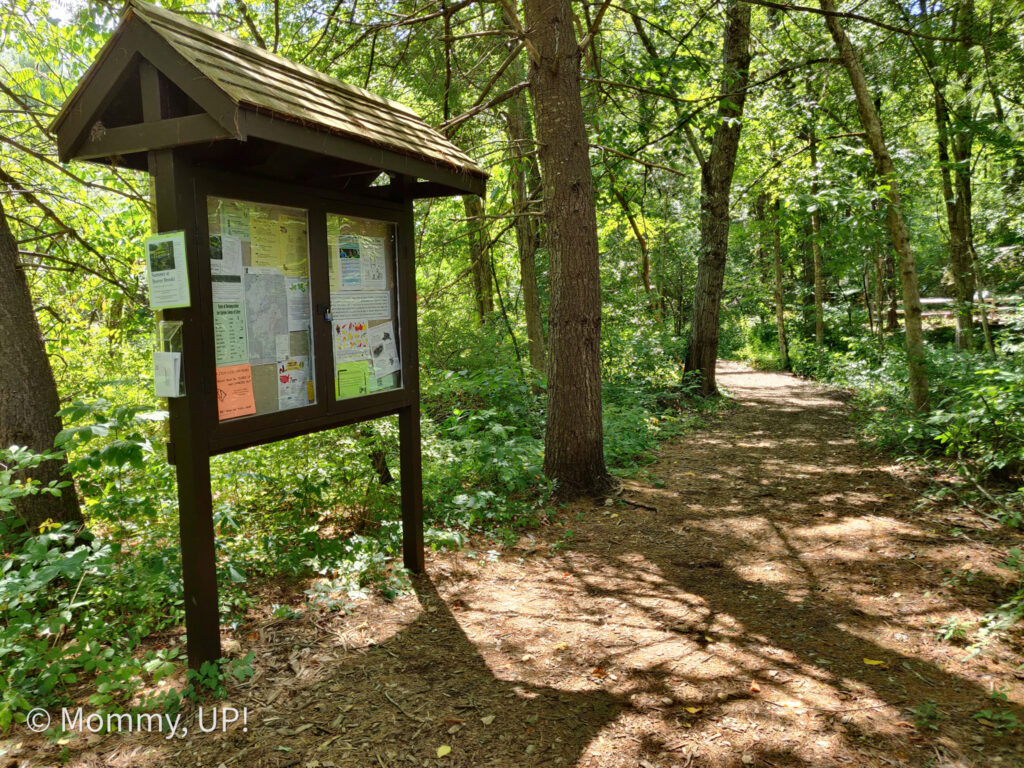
[51,0,486,194]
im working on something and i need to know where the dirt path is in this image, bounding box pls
[33,363,1024,768]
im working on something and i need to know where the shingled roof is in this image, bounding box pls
[51,0,486,194]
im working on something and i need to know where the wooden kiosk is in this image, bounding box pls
[51,0,486,668]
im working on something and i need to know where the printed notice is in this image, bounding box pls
[337,235,362,288]
[335,360,371,400]
[330,290,391,321]
[368,321,400,376]
[277,356,311,410]
[244,268,288,364]
[360,236,387,290]
[210,235,243,276]
[216,364,256,420]
[220,204,250,240]
[333,318,368,361]
[286,277,311,331]
[211,274,243,303]
[368,372,399,393]
[281,219,309,277]
[250,218,284,269]
[153,351,182,398]
[213,302,248,366]
[144,231,190,309]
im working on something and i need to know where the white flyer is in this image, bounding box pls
[153,351,182,397]
[329,290,391,321]
[144,231,190,309]
[368,321,400,376]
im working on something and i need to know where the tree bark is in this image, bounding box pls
[0,190,82,532]
[463,195,493,322]
[503,52,546,375]
[523,0,609,494]
[820,0,929,411]
[683,0,753,395]
[772,199,790,369]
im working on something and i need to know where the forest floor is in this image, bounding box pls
[15,362,1024,768]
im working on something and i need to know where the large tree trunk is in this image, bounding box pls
[683,0,753,395]
[523,0,609,494]
[0,192,82,532]
[503,58,546,375]
[463,195,493,322]
[821,0,929,411]
[772,199,790,369]
[809,126,825,346]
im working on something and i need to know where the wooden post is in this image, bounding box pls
[397,187,425,573]
[143,62,222,669]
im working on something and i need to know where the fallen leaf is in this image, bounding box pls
[685,706,702,714]
[591,666,607,677]
[480,715,495,725]
[863,658,887,666]
[437,745,451,758]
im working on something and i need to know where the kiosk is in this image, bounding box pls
[51,0,487,668]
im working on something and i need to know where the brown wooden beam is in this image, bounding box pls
[74,113,232,160]
[242,111,486,198]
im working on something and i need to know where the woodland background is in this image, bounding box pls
[0,0,1022,734]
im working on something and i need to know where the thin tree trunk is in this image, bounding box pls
[503,20,546,375]
[772,198,789,369]
[683,0,753,395]
[973,254,997,357]
[611,182,651,293]
[463,195,493,322]
[809,126,825,346]
[863,260,874,333]
[0,191,82,532]
[874,247,885,342]
[523,0,609,494]
[915,0,976,348]
[821,0,929,411]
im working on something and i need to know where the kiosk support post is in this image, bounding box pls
[144,62,222,668]
[397,199,424,573]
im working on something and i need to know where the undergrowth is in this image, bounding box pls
[0,310,712,732]
[730,307,1024,651]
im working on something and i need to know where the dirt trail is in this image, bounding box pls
[35,363,1024,768]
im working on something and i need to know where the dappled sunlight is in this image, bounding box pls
[45,364,1023,768]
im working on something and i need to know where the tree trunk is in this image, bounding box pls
[463,195,493,322]
[873,246,885,341]
[809,126,825,346]
[922,8,976,352]
[683,0,753,395]
[523,0,609,494]
[0,191,82,532]
[611,183,652,293]
[821,0,929,411]
[771,199,789,369]
[503,23,546,376]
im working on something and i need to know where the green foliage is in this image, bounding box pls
[973,689,1022,733]
[910,700,944,730]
